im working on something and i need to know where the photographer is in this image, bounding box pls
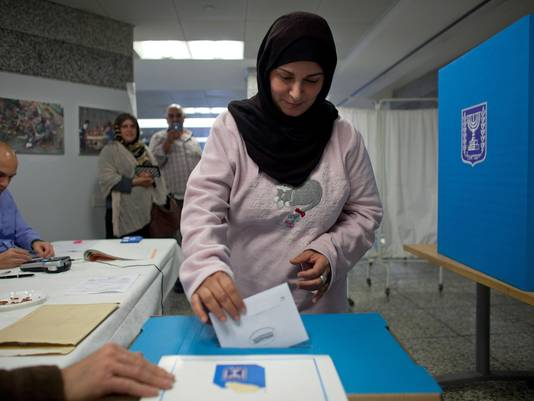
[148,104,202,243]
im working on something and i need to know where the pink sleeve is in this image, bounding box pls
[307,125,383,285]
[179,115,237,299]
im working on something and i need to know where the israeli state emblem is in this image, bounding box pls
[461,102,487,166]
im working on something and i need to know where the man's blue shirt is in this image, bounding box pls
[0,189,40,252]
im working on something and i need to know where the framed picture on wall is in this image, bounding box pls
[0,96,64,154]
[79,106,125,155]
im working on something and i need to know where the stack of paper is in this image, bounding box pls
[0,303,118,355]
[143,354,348,401]
[65,274,139,295]
[83,240,156,262]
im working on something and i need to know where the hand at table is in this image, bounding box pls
[290,249,331,303]
[0,247,32,269]
[32,240,55,258]
[62,343,174,401]
[191,271,246,324]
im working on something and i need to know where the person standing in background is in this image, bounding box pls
[98,113,167,239]
[149,104,202,293]
[149,104,202,243]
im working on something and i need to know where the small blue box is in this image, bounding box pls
[438,15,534,291]
[120,235,143,243]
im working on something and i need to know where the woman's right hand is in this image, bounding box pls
[191,271,246,324]
[132,172,154,187]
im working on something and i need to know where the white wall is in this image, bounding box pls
[0,71,132,241]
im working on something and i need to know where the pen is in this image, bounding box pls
[0,273,35,279]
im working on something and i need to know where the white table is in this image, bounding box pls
[0,238,183,369]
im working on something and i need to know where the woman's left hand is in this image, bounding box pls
[289,250,331,303]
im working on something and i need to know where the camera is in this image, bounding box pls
[20,256,72,273]
[168,121,183,132]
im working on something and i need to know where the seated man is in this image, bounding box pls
[0,142,54,269]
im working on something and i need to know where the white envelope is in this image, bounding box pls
[210,283,309,348]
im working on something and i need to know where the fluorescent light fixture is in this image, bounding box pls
[138,118,216,129]
[133,41,243,60]
[185,118,217,128]
[189,40,243,60]
[183,107,227,115]
[133,41,190,59]
[138,119,167,128]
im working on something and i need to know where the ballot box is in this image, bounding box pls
[438,14,534,291]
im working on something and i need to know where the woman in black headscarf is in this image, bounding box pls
[180,12,383,323]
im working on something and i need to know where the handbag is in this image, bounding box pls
[149,195,182,238]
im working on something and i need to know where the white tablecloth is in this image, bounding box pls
[0,238,183,369]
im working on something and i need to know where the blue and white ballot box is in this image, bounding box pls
[438,15,534,291]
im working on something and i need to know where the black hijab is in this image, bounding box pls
[228,12,338,187]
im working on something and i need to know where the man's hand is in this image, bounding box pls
[162,130,181,154]
[191,271,246,324]
[0,247,31,269]
[62,343,175,401]
[32,241,55,258]
[166,129,181,141]
[290,250,331,303]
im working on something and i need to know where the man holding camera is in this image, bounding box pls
[0,142,54,269]
[148,104,202,240]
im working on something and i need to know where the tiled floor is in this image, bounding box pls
[163,259,534,400]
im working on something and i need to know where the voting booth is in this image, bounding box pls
[438,14,534,291]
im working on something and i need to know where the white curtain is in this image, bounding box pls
[339,107,437,257]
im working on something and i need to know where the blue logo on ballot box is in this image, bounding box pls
[461,102,487,166]
[213,364,265,392]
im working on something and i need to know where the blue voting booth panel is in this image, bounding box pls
[438,14,534,291]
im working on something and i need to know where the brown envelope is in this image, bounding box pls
[0,303,118,355]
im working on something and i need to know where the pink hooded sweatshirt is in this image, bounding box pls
[180,111,383,313]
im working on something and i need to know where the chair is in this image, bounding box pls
[366,231,391,296]
[348,231,390,308]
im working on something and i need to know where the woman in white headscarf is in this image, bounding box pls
[98,113,167,238]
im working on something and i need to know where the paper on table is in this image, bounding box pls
[64,273,139,295]
[52,240,93,259]
[210,283,309,348]
[142,354,348,401]
[83,240,156,262]
[0,303,118,355]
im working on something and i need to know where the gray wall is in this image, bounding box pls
[0,0,134,241]
[1,70,131,241]
[0,0,133,89]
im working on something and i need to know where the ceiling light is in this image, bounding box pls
[138,118,216,129]
[183,107,227,115]
[134,41,243,60]
[133,41,190,59]
[188,40,243,60]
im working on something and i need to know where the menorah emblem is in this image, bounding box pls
[461,102,487,166]
[466,112,481,152]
